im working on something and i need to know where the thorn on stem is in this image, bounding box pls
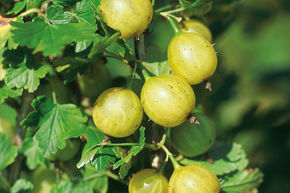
[205,152,214,164]
[108,162,113,169]
[205,81,212,92]
[207,158,214,164]
[152,140,157,147]
[80,134,88,142]
[189,116,200,125]
[247,168,254,173]
[102,136,110,147]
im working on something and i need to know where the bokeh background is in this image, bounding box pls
[1,0,289,192]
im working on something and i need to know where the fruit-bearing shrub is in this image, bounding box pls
[0,0,264,193]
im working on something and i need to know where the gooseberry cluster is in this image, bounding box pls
[91,0,220,192]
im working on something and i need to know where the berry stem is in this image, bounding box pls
[127,62,138,89]
[169,155,181,170]
[19,8,42,17]
[161,14,182,35]
[141,67,151,80]
[52,91,57,104]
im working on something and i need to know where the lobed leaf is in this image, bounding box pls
[221,168,264,193]
[21,96,87,157]
[11,179,33,193]
[20,137,45,170]
[113,127,146,170]
[10,5,97,56]
[77,125,116,171]
[180,142,249,175]
[5,61,51,93]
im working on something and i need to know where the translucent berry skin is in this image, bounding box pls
[92,87,143,138]
[168,33,217,85]
[180,20,213,43]
[168,165,220,193]
[170,113,216,157]
[129,169,168,193]
[101,0,153,40]
[141,74,195,127]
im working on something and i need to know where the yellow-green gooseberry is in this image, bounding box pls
[168,164,220,193]
[92,87,143,138]
[129,169,168,193]
[101,0,153,40]
[168,33,217,85]
[180,19,213,43]
[141,74,195,127]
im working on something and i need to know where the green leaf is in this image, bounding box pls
[221,168,264,193]
[47,5,73,24]
[190,0,213,16]
[142,61,171,76]
[88,33,120,58]
[82,164,108,193]
[7,0,42,15]
[50,181,72,193]
[179,0,213,16]
[7,1,26,15]
[5,60,51,93]
[0,16,18,50]
[11,8,97,56]
[51,180,93,193]
[71,182,94,193]
[0,84,22,104]
[0,134,18,171]
[179,0,193,8]
[75,0,100,52]
[0,103,17,126]
[11,179,33,193]
[77,125,116,171]
[20,137,45,170]
[119,161,132,179]
[76,0,97,26]
[113,127,146,170]
[21,96,87,157]
[26,0,42,10]
[180,142,249,175]
[53,57,90,83]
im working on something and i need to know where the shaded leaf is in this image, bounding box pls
[0,134,18,171]
[221,168,264,193]
[88,33,120,58]
[5,61,51,93]
[20,137,45,170]
[47,5,73,24]
[0,84,22,103]
[82,164,109,193]
[77,125,116,171]
[51,180,93,193]
[113,127,145,170]
[180,142,249,175]
[11,179,33,193]
[21,96,87,156]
